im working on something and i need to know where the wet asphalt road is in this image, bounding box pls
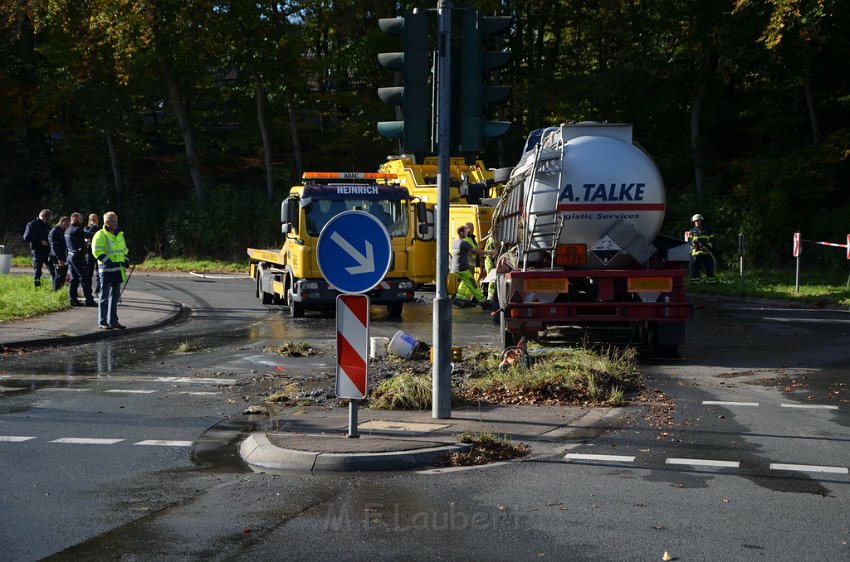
[1,275,848,560]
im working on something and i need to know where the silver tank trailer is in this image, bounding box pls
[511,122,665,269]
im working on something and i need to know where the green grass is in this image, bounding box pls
[369,372,463,410]
[0,276,70,322]
[11,255,246,273]
[464,345,639,405]
[687,269,850,306]
[134,256,247,273]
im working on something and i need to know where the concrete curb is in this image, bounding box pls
[239,432,472,473]
[0,301,186,349]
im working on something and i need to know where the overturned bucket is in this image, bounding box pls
[388,330,418,359]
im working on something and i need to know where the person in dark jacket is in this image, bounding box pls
[84,213,101,296]
[48,216,71,291]
[22,209,53,287]
[65,212,97,306]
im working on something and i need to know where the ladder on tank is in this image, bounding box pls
[522,138,565,270]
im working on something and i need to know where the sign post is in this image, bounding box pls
[793,232,801,293]
[317,211,392,437]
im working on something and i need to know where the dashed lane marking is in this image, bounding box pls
[104,389,157,394]
[2,436,195,447]
[178,391,220,396]
[50,437,125,445]
[564,453,636,463]
[155,377,237,385]
[702,401,759,407]
[134,440,193,447]
[769,463,849,474]
[666,458,740,468]
[780,403,839,410]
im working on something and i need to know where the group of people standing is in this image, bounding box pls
[23,209,130,330]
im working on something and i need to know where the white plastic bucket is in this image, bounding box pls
[369,336,389,359]
[0,252,11,275]
[388,330,418,359]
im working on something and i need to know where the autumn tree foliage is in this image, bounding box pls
[1,0,848,265]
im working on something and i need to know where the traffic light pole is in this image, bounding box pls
[432,0,452,419]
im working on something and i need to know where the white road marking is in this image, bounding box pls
[770,463,848,474]
[134,440,193,447]
[564,453,636,463]
[155,377,237,385]
[104,389,157,394]
[666,458,740,468]
[0,436,37,442]
[40,388,91,392]
[0,387,26,393]
[178,391,220,396]
[702,401,759,407]
[780,403,839,410]
[50,438,125,445]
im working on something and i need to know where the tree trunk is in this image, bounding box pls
[161,60,205,199]
[691,80,707,201]
[253,65,275,202]
[802,45,820,147]
[287,97,304,179]
[105,124,123,195]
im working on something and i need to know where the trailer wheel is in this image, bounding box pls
[387,303,403,318]
[645,322,678,357]
[500,310,516,350]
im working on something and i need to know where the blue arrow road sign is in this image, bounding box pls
[317,211,393,294]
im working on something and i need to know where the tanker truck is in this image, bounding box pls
[491,122,693,352]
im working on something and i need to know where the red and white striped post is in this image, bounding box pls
[793,232,801,293]
[336,294,369,437]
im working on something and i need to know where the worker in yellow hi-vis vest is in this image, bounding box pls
[91,211,129,330]
[450,225,494,310]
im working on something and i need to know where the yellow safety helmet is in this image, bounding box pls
[691,214,704,222]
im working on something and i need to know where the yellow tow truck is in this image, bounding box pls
[247,172,435,317]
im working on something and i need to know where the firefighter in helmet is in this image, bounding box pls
[688,214,716,283]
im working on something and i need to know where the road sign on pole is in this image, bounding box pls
[317,211,393,294]
[336,294,369,437]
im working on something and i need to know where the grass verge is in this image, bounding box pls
[0,276,70,322]
[435,432,530,466]
[369,372,462,410]
[460,345,639,406]
[687,270,850,306]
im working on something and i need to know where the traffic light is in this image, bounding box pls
[455,9,511,156]
[377,10,431,157]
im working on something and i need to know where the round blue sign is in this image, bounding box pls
[316,211,392,294]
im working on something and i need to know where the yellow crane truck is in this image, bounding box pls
[377,155,510,281]
[247,172,435,318]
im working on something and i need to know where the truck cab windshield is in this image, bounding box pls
[304,199,408,237]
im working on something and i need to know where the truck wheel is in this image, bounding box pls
[387,303,403,318]
[500,310,516,349]
[289,299,305,318]
[259,275,273,305]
